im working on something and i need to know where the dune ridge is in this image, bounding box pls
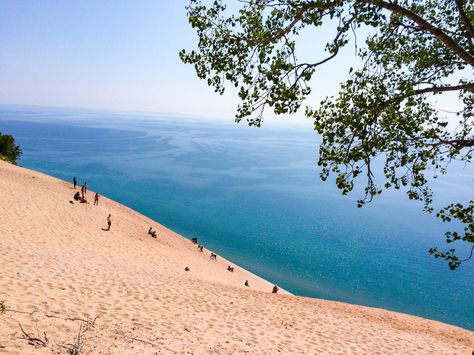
[0,160,472,354]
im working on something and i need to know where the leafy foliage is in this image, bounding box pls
[431,201,474,269]
[0,133,22,164]
[181,0,474,268]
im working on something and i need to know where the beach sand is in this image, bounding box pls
[0,160,473,354]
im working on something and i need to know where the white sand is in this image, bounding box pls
[0,160,472,354]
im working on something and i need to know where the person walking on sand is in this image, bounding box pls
[73,176,77,189]
[106,214,112,231]
[94,193,99,206]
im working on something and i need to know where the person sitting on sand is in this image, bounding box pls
[244,280,249,287]
[197,245,204,252]
[227,265,234,272]
[94,193,99,206]
[184,266,190,272]
[80,196,88,203]
[73,191,81,201]
[272,285,279,294]
[148,227,157,238]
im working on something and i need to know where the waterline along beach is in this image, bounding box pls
[0,158,473,354]
[0,107,474,354]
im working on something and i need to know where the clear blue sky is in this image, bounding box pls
[0,1,460,125]
[0,0,355,125]
[0,1,232,117]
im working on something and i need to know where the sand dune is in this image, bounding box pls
[0,160,472,354]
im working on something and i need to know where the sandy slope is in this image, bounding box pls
[0,160,472,354]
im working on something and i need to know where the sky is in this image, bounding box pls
[0,1,464,126]
[0,0,358,126]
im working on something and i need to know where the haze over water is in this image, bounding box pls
[1,105,473,330]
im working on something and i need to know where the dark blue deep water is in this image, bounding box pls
[1,106,473,330]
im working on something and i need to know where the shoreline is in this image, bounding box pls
[3,113,473,331]
[1,159,473,354]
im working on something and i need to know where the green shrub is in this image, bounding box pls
[0,133,22,164]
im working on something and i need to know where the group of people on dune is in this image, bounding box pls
[72,176,111,231]
[72,176,278,293]
[72,176,99,205]
[188,236,280,293]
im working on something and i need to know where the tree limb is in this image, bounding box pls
[372,0,474,67]
[254,1,474,67]
[455,0,474,39]
[255,2,338,45]
[413,82,474,95]
[383,83,474,107]
[427,139,474,149]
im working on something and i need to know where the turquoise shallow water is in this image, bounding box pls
[1,106,473,330]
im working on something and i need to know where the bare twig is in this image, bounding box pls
[56,315,98,355]
[6,308,38,316]
[18,321,48,347]
[119,334,158,347]
[46,313,98,324]
[114,331,178,354]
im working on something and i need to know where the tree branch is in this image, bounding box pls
[259,1,474,67]
[427,139,474,149]
[412,82,474,95]
[455,0,474,39]
[256,2,337,45]
[291,13,356,83]
[371,0,474,67]
[380,82,474,110]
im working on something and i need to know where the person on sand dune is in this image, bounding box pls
[73,176,77,189]
[148,227,157,238]
[244,280,249,287]
[73,191,81,201]
[272,285,279,294]
[106,214,111,231]
[94,193,99,206]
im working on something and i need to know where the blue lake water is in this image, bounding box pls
[1,105,473,330]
